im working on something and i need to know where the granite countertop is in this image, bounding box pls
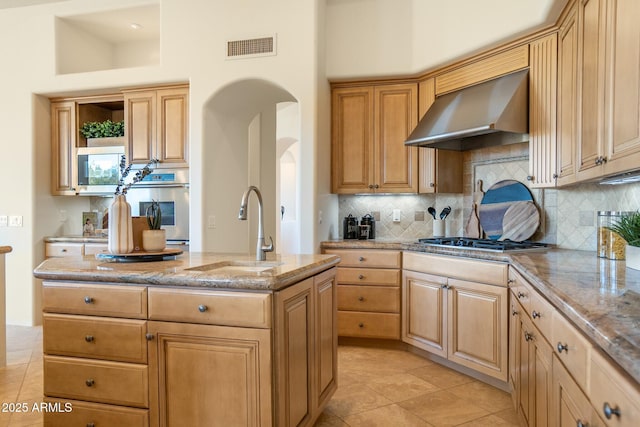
[322,239,640,384]
[33,252,340,291]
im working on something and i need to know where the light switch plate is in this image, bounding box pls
[0,216,7,227]
[9,215,22,227]
[393,209,401,222]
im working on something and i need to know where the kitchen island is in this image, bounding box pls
[33,252,340,427]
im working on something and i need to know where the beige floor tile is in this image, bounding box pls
[365,372,440,403]
[456,413,521,426]
[493,407,521,424]
[398,389,490,426]
[5,352,32,366]
[447,380,513,412]
[325,383,394,418]
[343,404,435,427]
[408,363,475,389]
[313,411,349,426]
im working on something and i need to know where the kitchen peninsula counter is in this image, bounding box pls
[34,252,339,291]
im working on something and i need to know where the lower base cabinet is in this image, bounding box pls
[42,267,337,427]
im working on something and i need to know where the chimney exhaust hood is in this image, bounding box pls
[405,69,529,151]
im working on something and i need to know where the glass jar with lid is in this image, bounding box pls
[597,211,632,259]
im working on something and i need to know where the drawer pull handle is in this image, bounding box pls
[358,274,365,280]
[557,342,569,353]
[532,311,541,319]
[84,335,94,343]
[603,402,621,419]
[524,332,533,342]
[358,322,364,328]
[198,304,208,313]
[84,296,94,304]
[358,256,365,262]
[146,333,154,341]
[358,296,364,302]
[517,292,526,299]
[85,379,95,387]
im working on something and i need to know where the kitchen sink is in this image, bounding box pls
[186,260,284,273]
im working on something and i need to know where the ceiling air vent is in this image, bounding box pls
[226,35,276,60]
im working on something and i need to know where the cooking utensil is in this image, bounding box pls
[465,180,483,238]
[478,180,534,239]
[428,207,437,220]
[498,201,540,242]
[440,206,451,220]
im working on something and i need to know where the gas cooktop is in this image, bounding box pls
[417,237,549,252]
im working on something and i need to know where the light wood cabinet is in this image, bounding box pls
[402,252,508,382]
[417,78,463,194]
[45,242,108,258]
[331,83,418,193]
[552,354,597,427]
[124,85,189,168]
[51,101,76,195]
[42,266,337,427]
[324,249,401,339]
[528,34,558,188]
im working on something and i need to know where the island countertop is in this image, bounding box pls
[33,252,340,291]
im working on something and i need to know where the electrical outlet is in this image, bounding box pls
[0,216,7,227]
[207,215,216,229]
[392,209,401,222]
[9,215,22,227]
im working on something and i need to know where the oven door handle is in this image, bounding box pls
[130,183,189,189]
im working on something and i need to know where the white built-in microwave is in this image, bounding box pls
[76,145,125,195]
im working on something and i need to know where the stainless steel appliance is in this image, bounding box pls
[76,145,125,195]
[417,237,548,252]
[125,169,189,243]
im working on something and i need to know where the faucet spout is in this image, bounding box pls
[238,186,274,261]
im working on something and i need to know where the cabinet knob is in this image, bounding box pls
[198,305,208,313]
[368,184,374,189]
[557,342,569,353]
[601,156,607,164]
[524,332,533,342]
[603,402,621,419]
[553,173,559,179]
[358,322,364,328]
[526,175,534,181]
[358,256,365,262]
[61,249,67,252]
[358,274,365,280]
[84,335,94,343]
[145,333,154,341]
[87,423,96,427]
[576,421,588,427]
[517,292,526,299]
[358,296,364,302]
[85,379,95,387]
[532,310,541,319]
[512,309,519,316]
[507,279,515,284]
[430,182,435,187]
[441,284,451,290]
[84,296,94,304]
[374,184,379,189]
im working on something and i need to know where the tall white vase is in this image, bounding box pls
[108,194,134,254]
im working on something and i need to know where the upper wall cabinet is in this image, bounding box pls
[528,34,558,188]
[124,85,189,169]
[331,83,418,194]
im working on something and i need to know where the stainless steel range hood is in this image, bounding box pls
[405,69,529,150]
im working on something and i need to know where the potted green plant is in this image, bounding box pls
[80,120,125,145]
[607,211,640,270]
[142,200,166,252]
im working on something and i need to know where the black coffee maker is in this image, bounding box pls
[343,214,359,239]
[360,214,376,239]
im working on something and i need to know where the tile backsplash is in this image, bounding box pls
[338,143,640,250]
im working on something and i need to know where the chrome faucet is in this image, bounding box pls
[238,186,274,261]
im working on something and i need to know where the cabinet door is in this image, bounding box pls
[518,314,534,426]
[125,90,156,165]
[576,0,607,180]
[51,101,77,195]
[447,278,508,381]
[557,5,578,186]
[157,87,189,167]
[331,86,374,193]
[509,298,521,411]
[401,270,447,358]
[533,330,552,427]
[314,269,337,411]
[529,34,558,188]
[552,355,594,427]
[147,321,272,427]
[603,0,640,174]
[374,83,418,193]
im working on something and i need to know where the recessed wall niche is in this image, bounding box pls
[55,4,160,74]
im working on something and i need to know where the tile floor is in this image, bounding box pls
[0,326,520,427]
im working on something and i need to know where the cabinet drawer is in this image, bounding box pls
[45,243,83,257]
[590,350,640,427]
[43,282,147,319]
[404,252,508,286]
[529,289,554,342]
[149,288,271,328]
[338,285,399,313]
[44,355,148,408]
[43,313,147,363]
[83,243,109,256]
[338,311,400,339]
[336,267,400,286]
[509,267,532,313]
[552,311,592,391]
[44,398,149,427]
[324,249,401,268]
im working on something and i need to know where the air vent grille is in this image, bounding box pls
[226,35,276,59]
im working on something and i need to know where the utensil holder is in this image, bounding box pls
[433,219,445,238]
